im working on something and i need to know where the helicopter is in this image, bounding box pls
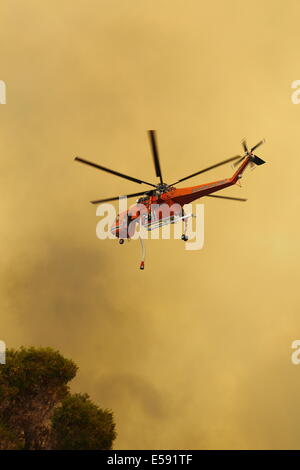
[75,130,266,269]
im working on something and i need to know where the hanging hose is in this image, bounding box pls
[139,236,145,270]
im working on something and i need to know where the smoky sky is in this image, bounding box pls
[1,0,300,449]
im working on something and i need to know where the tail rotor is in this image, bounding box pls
[234,138,266,167]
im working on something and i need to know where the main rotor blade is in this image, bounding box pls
[206,194,247,201]
[242,139,248,153]
[170,155,242,186]
[75,157,156,188]
[250,139,265,152]
[148,130,163,184]
[233,155,245,167]
[90,190,151,205]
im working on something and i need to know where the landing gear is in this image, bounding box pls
[119,239,124,244]
[181,208,188,241]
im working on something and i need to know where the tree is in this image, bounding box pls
[51,394,116,450]
[0,421,22,450]
[0,347,116,450]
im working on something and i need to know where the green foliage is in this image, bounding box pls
[0,347,78,449]
[0,421,23,450]
[52,393,116,450]
[0,347,116,450]
[0,346,77,397]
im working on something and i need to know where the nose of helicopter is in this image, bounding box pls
[110,223,120,237]
[110,215,128,239]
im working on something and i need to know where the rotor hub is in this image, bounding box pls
[155,183,170,194]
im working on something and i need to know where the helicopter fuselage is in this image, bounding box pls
[111,155,250,239]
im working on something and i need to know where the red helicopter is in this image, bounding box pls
[75,131,266,269]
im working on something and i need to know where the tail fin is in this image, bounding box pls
[252,155,266,166]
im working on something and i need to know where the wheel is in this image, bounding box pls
[181,234,188,241]
[119,239,124,244]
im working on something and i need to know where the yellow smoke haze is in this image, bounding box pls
[1,0,300,449]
